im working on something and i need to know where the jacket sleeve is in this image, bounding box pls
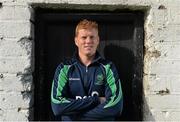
[80,62,123,120]
[51,63,100,116]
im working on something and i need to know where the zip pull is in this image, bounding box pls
[86,66,88,72]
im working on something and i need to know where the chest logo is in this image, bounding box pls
[95,74,104,85]
[69,78,80,81]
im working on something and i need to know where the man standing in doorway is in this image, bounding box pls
[51,19,123,120]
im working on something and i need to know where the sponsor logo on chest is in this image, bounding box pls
[69,78,80,81]
[76,91,99,99]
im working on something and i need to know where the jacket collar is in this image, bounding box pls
[73,51,102,65]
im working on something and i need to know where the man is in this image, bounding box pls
[51,19,123,120]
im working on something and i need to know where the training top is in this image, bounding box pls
[51,52,123,120]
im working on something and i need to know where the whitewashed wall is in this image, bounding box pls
[0,0,180,121]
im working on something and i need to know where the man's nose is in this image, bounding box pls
[85,37,92,43]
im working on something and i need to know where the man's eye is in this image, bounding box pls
[90,36,95,39]
[82,37,86,39]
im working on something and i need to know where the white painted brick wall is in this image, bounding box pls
[143,0,180,121]
[1,109,29,121]
[0,0,180,121]
[0,57,31,73]
[149,75,180,94]
[0,5,30,20]
[0,0,33,120]
[0,92,32,109]
[0,21,31,38]
[148,110,180,121]
[0,38,31,57]
[0,74,33,92]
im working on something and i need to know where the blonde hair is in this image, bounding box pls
[75,19,99,36]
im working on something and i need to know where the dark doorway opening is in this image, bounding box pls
[34,8,144,121]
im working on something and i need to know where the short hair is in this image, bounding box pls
[75,19,99,36]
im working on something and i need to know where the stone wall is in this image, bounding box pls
[0,0,180,121]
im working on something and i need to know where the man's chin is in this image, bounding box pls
[85,52,95,57]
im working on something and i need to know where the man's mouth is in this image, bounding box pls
[84,46,93,49]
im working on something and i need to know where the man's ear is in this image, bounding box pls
[97,36,100,45]
[74,37,78,46]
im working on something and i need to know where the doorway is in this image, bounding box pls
[34,8,144,120]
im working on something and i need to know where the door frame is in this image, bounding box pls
[34,8,144,120]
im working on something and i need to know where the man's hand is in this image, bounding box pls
[99,97,106,104]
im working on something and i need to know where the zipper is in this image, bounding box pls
[86,66,88,72]
[84,66,88,94]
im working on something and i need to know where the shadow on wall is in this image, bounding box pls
[143,95,155,121]
[103,44,154,121]
[104,44,136,120]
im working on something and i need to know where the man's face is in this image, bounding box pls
[75,28,99,57]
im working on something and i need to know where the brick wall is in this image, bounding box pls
[0,0,180,121]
